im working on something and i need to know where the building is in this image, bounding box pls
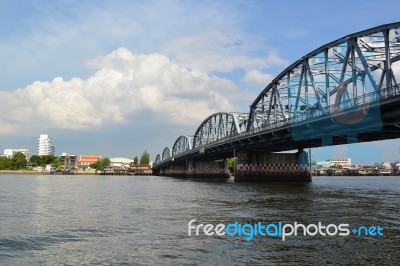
[315,158,352,168]
[45,164,56,172]
[78,155,101,168]
[316,160,333,168]
[59,153,77,170]
[329,158,352,167]
[37,134,55,156]
[3,149,31,160]
[381,162,392,169]
[110,157,134,168]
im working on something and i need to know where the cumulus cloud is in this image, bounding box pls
[0,48,239,134]
[243,70,275,86]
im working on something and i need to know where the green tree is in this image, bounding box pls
[139,150,150,165]
[133,155,139,165]
[52,157,61,168]
[30,155,45,167]
[43,155,56,165]
[90,157,111,170]
[90,160,100,170]
[102,157,111,168]
[0,156,12,170]
[12,152,27,170]
[228,158,237,173]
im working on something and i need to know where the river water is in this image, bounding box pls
[0,175,399,265]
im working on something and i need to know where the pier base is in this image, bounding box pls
[156,159,230,178]
[235,150,311,182]
[187,159,230,178]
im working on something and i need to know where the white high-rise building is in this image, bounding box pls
[37,134,55,156]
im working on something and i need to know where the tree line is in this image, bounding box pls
[133,150,150,165]
[0,153,60,170]
[0,150,151,171]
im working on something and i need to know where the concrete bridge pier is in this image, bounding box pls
[162,164,187,178]
[155,159,230,178]
[235,150,311,182]
[187,159,230,178]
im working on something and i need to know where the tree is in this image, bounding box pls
[139,150,150,165]
[12,152,27,170]
[43,155,56,165]
[30,155,45,167]
[0,157,12,170]
[90,157,111,170]
[52,157,61,168]
[133,155,139,165]
[90,160,100,170]
[227,158,237,173]
[102,157,111,168]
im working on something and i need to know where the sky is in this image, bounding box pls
[0,0,399,163]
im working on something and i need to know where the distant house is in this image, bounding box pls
[78,155,102,168]
[329,158,352,167]
[381,162,392,169]
[316,158,352,168]
[110,157,134,168]
[45,164,56,172]
[60,153,78,171]
[33,166,45,172]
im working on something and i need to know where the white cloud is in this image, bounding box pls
[243,70,275,86]
[166,31,288,73]
[0,47,239,134]
[264,52,289,69]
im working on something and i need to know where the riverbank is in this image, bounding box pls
[0,169,97,175]
[0,170,50,175]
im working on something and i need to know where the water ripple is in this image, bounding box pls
[0,175,399,265]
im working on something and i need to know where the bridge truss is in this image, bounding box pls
[154,22,400,166]
[193,112,248,148]
[248,22,400,131]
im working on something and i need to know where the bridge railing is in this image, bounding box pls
[290,86,399,125]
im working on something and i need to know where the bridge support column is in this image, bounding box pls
[162,164,186,177]
[235,150,311,182]
[187,159,230,178]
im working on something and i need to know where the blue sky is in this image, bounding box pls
[0,0,399,163]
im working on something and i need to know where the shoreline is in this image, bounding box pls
[0,170,97,175]
[0,170,51,175]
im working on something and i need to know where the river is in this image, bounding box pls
[0,175,399,265]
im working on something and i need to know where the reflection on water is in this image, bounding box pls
[0,175,399,265]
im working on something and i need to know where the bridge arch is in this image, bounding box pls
[172,135,193,157]
[248,22,400,131]
[193,112,248,148]
[154,154,161,165]
[162,147,172,161]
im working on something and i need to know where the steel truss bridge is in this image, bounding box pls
[153,22,400,169]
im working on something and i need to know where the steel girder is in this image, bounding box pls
[172,135,193,157]
[155,154,162,165]
[162,147,172,161]
[248,22,400,131]
[193,112,248,148]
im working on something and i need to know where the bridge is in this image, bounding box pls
[153,22,400,182]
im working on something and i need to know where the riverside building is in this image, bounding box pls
[3,149,32,160]
[37,134,55,156]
